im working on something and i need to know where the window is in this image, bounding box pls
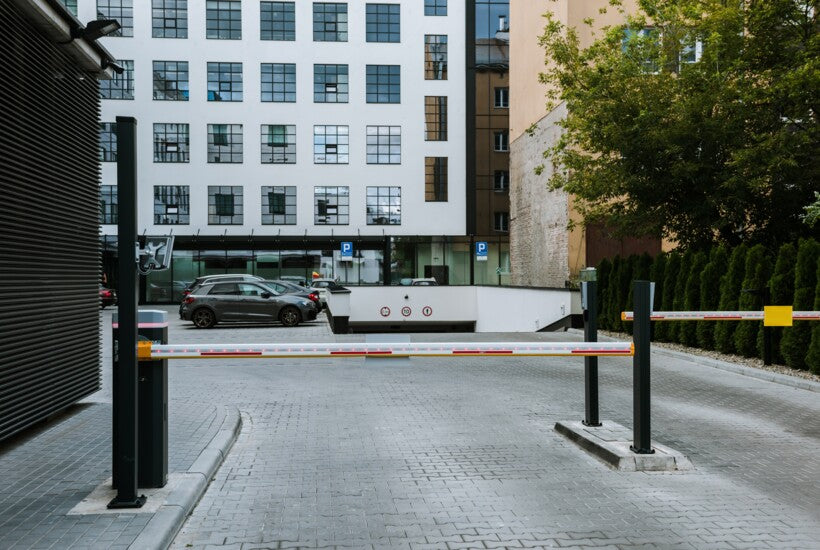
[261,63,296,102]
[425,157,448,202]
[97,0,133,36]
[366,186,401,225]
[209,283,238,295]
[314,186,349,225]
[262,186,296,224]
[152,0,188,38]
[680,38,703,65]
[494,212,509,232]
[424,0,446,16]
[313,125,349,164]
[154,185,190,224]
[366,4,400,43]
[313,3,347,42]
[424,35,447,80]
[425,96,447,141]
[208,186,243,224]
[494,87,509,108]
[207,62,242,101]
[208,124,243,163]
[494,131,508,152]
[153,123,189,163]
[153,61,189,100]
[99,122,117,162]
[59,0,78,16]
[622,27,660,73]
[206,0,241,39]
[261,124,296,163]
[366,126,401,164]
[314,64,348,103]
[366,65,400,103]
[260,1,295,40]
[100,185,118,224]
[494,170,509,191]
[100,60,134,100]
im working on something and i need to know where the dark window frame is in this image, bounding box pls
[208,185,243,224]
[207,61,243,102]
[314,64,349,103]
[366,125,401,164]
[366,3,400,43]
[206,0,242,39]
[366,186,401,225]
[314,186,350,225]
[424,156,448,202]
[261,185,297,224]
[99,122,117,162]
[97,0,133,36]
[424,35,448,80]
[313,2,348,42]
[152,0,188,38]
[153,60,189,100]
[366,64,400,103]
[261,124,296,164]
[154,185,190,225]
[153,123,190,163]
[208,124,243,163]
[261,63,296,102]
[425,96,448,141]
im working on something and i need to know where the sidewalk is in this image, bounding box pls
[0,308,818,549]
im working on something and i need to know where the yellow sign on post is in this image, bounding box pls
[764,306,793,327]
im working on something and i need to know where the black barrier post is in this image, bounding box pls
[109,116,146,509]
[631,280,654,454]
[582,278,601,427]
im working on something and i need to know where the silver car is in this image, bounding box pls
[181,281,317,328]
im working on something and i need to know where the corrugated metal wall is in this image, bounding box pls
[0,2,102,442]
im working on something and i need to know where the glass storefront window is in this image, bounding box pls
[255,251,280,279]
[226,249,253,274]
[172,250,198,300]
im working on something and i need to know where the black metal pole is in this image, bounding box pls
[109,116,146,508]
[631,280,654,454]
[583,280,601,426]
[762,288,772,366]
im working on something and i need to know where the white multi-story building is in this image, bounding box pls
[76,0,474,296]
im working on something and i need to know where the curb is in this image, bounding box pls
[129,406,242,550]
[566,328,820,393]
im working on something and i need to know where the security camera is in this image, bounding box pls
[102,59,125,75]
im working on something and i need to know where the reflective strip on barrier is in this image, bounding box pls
[137,341,634,361]
[620,311,820,321]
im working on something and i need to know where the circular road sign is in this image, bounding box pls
[422,306,433,317]
[380,306,391,317]
[401,306,412,317]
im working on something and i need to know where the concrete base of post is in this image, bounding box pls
[554,421,693,472]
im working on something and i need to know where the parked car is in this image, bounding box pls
[279,275,308,287]
[309,278,340,308]
[100,285,117,309]
[180,281,317,328]
[262,280,322,312]
[180,274,266,316]
[399,278,439,286]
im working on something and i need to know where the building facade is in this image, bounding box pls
[71,0,521,298]
[509,0,660,288]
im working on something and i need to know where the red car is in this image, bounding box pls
[100,285,117,309]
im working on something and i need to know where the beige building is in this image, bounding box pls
[509,0,659,287]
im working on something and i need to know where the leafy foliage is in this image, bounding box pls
[538,0,819,248]
[714,244,748,353]
[734,245,771,357]
[767,243,797,363]
[781,239,820,368]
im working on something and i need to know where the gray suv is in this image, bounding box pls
[181,281,317,328]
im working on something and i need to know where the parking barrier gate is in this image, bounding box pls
[137,341,634,360]
[621,310,820,321]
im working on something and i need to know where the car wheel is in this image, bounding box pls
[279,306,301,327]
[192,308,216,329]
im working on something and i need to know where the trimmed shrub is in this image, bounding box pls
[680,251,708,347]
[649,253,667,341]
[612,255,635,333]
[656,252,681,342]
[596,258,612,330]
[715,244,749,354]
[806,258,820,374]
[603,256,621,331]
[734,245,771,358]
[766,243,797,363]
[781,239,819,369]
[670,251,694,343]
[697,245,728,350]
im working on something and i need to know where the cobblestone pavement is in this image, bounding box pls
[161,309,820,550]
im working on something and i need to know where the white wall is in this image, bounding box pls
[88,0,466,237]
[341,286,573,332]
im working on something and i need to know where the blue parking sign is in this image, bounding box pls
[341,241,353,260]
[475,241,488,262]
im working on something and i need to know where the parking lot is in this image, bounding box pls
[124,307,820,549]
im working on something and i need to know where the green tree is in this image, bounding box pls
[734,245,771,357]
[680,251,708,347]
[670,251,694,343]
[604,256,622,330]
[625,253,652,334]
[715,244,749,354]
[612,255,636,332]
[656,252,681,342]
[649,252,667,340]
[537,0,818,249]
[806,258,820,373]
[766,243,797,363]
[697,245,728,350]
[596,258,613,330]
[781,239,820,369]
